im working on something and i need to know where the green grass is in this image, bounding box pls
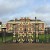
[6,36,12,41]
[39,34,45,43]
[33,34,50,43]
[0,37,2,42]
[0,36,12,42]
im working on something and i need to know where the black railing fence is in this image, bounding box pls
[0,30,50,43]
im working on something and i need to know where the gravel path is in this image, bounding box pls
[0,43,50,50]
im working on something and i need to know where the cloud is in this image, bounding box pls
[0,0,50,26]
[0,0,27,15]
[0,0,35,23]
[35,4,50,14]
[0,0,28,23]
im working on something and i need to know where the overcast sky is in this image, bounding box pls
[0,0,50,25]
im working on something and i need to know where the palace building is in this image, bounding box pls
[6,17,44,42]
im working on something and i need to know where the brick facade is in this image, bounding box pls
[6,17,44,34]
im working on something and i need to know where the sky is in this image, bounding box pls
[0,0,50,25]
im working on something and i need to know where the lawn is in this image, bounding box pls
[0,36,12,42]
[0,37,2,42]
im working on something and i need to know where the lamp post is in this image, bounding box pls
[34,17,40,43]
[34,17,36,43]
[1,27,6,43]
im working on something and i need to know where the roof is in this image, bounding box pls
[30,19,42,21]
[8,17,44,23]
